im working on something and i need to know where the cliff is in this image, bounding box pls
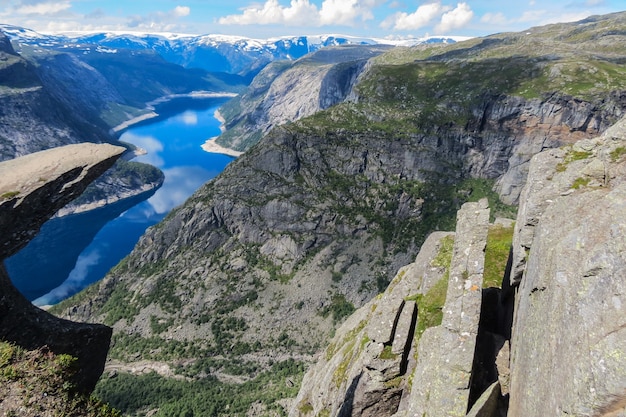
[215,44,392,151]
[0,31,107,161]
[289,117,626,416]
[51,12,626,416]
[0,143,124,398]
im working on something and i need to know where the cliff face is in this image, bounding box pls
[290,118,626,417]
[507,118,626,416]
[216,45,392,151]
[52,12,626,415]
[0,143,124,394]
[0,31,105,161]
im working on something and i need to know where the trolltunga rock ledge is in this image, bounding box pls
[0,143,124,392]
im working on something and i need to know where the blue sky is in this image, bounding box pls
[0,0,623,39]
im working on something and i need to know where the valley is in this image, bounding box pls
[1,10,626,417]
[7,97,235,305]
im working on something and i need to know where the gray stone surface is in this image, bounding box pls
[392,301,416,356]
[0,143,122,392]
[408,199,490,417]
[289,232,452,417]
[466,381,501,417]
[0,143,125,259]
[508,118,626,416]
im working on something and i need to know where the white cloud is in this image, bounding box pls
[33,248,101,306]
[173,5,191,18]
[127,5,192,32]
[218,0,376,27]
[177,110,198,126]
[480,12,508,26]
[381,2,450,30]
[13,0,71,15]
[121,132,165,167]
[434,2,473,33]
[319,0,374,26]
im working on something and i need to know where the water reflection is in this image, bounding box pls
[8,98,234,305]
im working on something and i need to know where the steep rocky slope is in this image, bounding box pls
[290,116,626,417]
[0,31,110,160]
[215,45,392,151]
[53,12,626,416]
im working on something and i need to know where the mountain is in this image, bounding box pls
[0,24,461,76]
[50,11,626,416]
[216,38,513,153]
[0,30,110,160]
[215,44,394,151]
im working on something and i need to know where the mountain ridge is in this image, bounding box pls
[0,23,463,76]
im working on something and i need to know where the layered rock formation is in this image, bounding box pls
[0,31,104,161]
[290,118,626,416]
[290,200,496,417]
[0,143,124,391]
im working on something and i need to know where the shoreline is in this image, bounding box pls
[111,112,158,133]
[200,108,243,157]
[111,91,238,134]
[201,137,243,157]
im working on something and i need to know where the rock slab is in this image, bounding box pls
[0,143,123,392]
[408,199,490,417]
[508,123,626,416]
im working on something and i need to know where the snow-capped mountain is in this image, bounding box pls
[0,23,463,76]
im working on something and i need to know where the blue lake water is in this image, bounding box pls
[6,97,235,305]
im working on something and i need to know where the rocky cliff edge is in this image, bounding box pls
[292,116,626,416]
[0,143,124,392]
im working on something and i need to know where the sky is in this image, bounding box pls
[0,0,623,39]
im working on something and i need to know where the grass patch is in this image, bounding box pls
[430,235,455,269]
[0,190,20,200]
[320,293,356,324]
[379,345,398,360]
[572,177,591,189]
[610,146,626,162]
[414,273,450,342]
[407,235,455,343]
[0,342,120,416]
[483,224,514,288]
[556,148,593,172]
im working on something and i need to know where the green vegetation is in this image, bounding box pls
[0,190,20,200]
[73,159,163,206]
[320,293,356,324]
[406,235,455,342]
[556,148,593,172]
[95,359,304,417]
[324,320,367,361]
[0,342,120,416]
[572,177,591,189]
[610,146,626,162]
[483,224,514,288]
[150,316,174,334]
[100,282,140,326]
[379,345,398,360]
[414,273,450,342]
[100,103,147,127]
[431,234,455,269]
